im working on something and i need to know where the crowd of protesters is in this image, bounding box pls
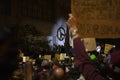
[33,57,80,80]
[0,14,120,80]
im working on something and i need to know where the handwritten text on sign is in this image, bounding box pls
[71,0,120,38]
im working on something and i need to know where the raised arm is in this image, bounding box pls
[66,14,105,80]
[66,14,90,65]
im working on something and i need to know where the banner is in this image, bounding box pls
[71,0,120,38]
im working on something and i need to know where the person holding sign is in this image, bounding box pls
[67,14,120,80]
[66,14,105,80]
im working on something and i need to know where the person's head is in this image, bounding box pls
[41,59,50,69]
[0,26,20,79]
[52,67,64,80]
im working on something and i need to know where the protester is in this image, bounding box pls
[37,59,51,80]
[51,67,65,80]
[66,14,120,80]
[66,14,106,80]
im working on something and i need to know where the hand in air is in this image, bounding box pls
[66,14,79,38]
[66,14,78,33]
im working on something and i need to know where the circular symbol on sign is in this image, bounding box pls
[57,26,66,41]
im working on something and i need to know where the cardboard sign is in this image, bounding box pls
[83,38,96,51]
[55,54,60,60]
[23,56,30,62]
[71,0,120,38]
[44,55,51,60]
[60,53,66,60]
[104,44,113,54]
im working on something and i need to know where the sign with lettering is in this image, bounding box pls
[71,0,120,38]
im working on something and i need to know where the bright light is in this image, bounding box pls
[51,18,67,46]
[96,46,101,52]
[47,18,72,47]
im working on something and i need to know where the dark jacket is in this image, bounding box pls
[73,37,105,80]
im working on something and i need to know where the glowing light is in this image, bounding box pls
[47,18,72,47]
[96,46,101,52]
[51,18,67,46]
